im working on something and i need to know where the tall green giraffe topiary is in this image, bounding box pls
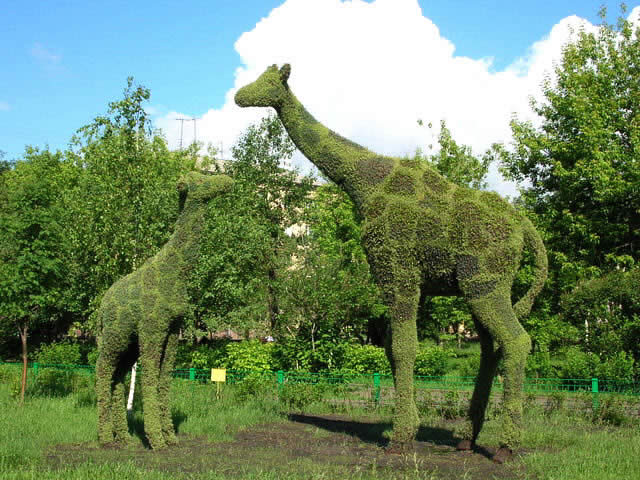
[95,172,233,449]
[235,64,548,461]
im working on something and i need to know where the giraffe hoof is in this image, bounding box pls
[492,447,513,464]
[456,439,474,451]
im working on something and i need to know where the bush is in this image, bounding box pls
[544,391,565,415]
[561,347,600,379]
[74,386,97,408]
[414,346,448,377]
[596,351,635,383]
[29,367,94,399]
[35,342,82,366]
[279,382,324,412]
[0,364,21,399]
[234,372,275,403]
[30,370,75,397]
[561,347,635,382]
[86,347,99,366]
[0,364,19,383]
[225,340,275,371]
[457,354,480,378]
[526,350,560,378]
[416,391,437,417]
[338,344,390,374]
[592,395,631,426]
[438,390,465,419]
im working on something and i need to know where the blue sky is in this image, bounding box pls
[1,0,637,194]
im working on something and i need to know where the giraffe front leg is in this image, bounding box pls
[140,336,168,450]
[386,287,421,451]
[159,333,179,445]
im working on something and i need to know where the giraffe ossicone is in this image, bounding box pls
[236,64,548,457]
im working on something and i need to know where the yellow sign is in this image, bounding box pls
[211,368,226,383]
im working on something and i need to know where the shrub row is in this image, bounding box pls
[7,336,636,384]
[175,339,449,376]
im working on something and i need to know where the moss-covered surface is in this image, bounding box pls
[95,172,233,449]
[235,64,548,452]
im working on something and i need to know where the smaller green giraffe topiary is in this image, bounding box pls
[235,64,548,462]
[95,172,233,449]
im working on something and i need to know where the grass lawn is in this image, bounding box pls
[0,379,638,479]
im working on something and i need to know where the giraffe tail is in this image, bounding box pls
[513,217,548,319]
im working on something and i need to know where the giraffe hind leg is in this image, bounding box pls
[111,345,137,444]
[467,286,530,458]
[456,317,502,450]
[96,352,117,445]
[111,373,129,444]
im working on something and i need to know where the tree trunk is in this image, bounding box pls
[267,267,279,330]
[18,323,28,406]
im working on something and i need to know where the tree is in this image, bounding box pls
[561,267,640,371]
[188,190,273,336]
[65,78,192,328]
[419,120,492,190]
[186,115,313,340]
[500,9,639,290]
[227,114,314,331]
[497,8,640,358]
[277,183,386,370]
[0,148,74,403]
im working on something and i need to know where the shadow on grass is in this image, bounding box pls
[126,408,188,449]
[288,414,461,449]
[171,408,188,433]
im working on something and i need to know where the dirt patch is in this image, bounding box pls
[45,414,530,479]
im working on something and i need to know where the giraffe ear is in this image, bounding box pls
[280,64,291,83]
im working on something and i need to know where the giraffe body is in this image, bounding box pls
[96,172,233,449]
[236,64,547,455]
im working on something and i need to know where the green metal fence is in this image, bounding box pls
[1,361,639,412]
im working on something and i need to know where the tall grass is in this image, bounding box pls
[1,379,639,479]
[0,384,96,468]
[164,379,283,441]
[521,408,640,479]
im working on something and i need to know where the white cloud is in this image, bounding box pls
[31,42,61,65]
[155,0,631,197]
[629,6,640,25]
[30,42,66,77]
[0,101,9,112]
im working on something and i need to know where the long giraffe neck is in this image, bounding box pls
[276,90,393,212]
[161,202,208,270]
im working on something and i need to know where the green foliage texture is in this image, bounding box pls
[235,64,548,450]
[561,268,640,375]
[499,12,640,300]
[66,79,194,326]
[95,172,233,449]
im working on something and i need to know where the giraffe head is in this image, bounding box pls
[177,172,233,210]
[235,64,291,109]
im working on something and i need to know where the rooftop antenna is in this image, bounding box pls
[192,117,198,145]
[175,117,199,150]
